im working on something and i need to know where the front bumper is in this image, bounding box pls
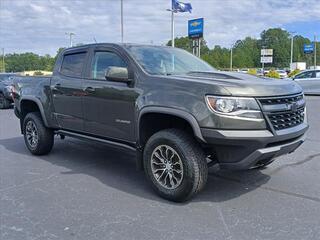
[201,123,308,170]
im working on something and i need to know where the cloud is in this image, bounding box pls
[0,0,319,55]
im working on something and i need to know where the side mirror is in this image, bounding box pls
[105,66,130,83]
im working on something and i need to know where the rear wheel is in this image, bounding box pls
[143,129,208,202]
[0,93,10,109]
[23,112,54,155]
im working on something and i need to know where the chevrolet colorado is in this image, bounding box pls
[13,44,308,202]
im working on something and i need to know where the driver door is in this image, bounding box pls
[82,47,137,142]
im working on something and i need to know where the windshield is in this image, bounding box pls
[125,46,216,76]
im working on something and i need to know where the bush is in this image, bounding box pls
[266,70,280,79]
[247,69,257,75]
[288,69,300,78]
[33,71,44,76]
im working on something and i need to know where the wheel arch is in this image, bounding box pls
[20,96,49,129]
[137,107,205,147]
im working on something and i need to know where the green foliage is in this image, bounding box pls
[33,71,44,76]
[0,61,5,72]
[247,68,257,75]
[260,28,290,68]
[169,28,319,70]
[3,52,55,72]
[266,70,280,79]
[3,28,320,73]
[167,36,210,56]
[2,48,65,73]
[288,69,300,78]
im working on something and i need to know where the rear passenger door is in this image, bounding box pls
[82,47,137,142]
[51,50,88,132]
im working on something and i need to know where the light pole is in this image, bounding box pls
[120,0,124,43]
[289,31,296,70]
[65,32,75,47]
[314,34,317,69]
[230,45,233,71]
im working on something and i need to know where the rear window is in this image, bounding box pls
[60,52,86,78]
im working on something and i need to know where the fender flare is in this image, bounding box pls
[137,106,206,144]
[20,96,49,127]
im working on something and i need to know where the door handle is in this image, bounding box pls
[84,87,95,92]
[51,83,61,90]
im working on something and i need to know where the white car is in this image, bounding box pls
[291,70,320,95]
[276,70,288,78]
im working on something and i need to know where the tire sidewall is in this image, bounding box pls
[23,112,54,155]
[23,116,40,153]
[144,134,198,201]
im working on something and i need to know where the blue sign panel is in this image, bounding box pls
[304,44,314,54]
[188,18,204,39]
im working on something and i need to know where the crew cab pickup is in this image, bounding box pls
[13,44,308,202]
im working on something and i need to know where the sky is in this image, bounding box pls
[0,0,320,56]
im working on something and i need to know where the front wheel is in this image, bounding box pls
[143,129,208,202]
[23,112,54,155]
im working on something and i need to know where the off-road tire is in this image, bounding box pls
[23,112,54,155]
[143,129,208,202]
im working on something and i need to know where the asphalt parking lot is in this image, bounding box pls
[1,96,319,240]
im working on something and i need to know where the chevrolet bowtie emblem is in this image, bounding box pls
[191,21,201,27]
[287,102,298,112]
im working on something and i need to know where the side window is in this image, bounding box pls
[295,71,314,79]
[91,52,127,80]
[60,52,86,78]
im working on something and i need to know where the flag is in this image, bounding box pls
[172,0,192,13]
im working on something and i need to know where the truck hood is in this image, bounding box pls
[170,71,302,97]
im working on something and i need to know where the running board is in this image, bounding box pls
[55,130,136,152]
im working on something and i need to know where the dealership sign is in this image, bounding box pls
[188,18,204,39]
[260,56,273,63]
[261,49,273,56]
[260,48,273,63]
[303,44,314,54]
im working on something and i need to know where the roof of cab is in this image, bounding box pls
[62,43,172,52]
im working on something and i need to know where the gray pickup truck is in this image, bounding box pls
[13,43,308,202]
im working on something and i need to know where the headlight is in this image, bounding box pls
[205,95,263,119]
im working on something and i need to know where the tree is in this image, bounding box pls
[166,37,210,55]
[233,37,260,68]
[259,28,291,68]
[0,60,5,72]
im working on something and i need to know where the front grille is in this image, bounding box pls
[257,94,305,131]
[267,107,305,130]
[259,94,303,105]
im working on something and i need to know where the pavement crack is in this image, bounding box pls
[217,206,233,239]
[0,174,56,193]
[210,173,320,203]
[269,152,320,175]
